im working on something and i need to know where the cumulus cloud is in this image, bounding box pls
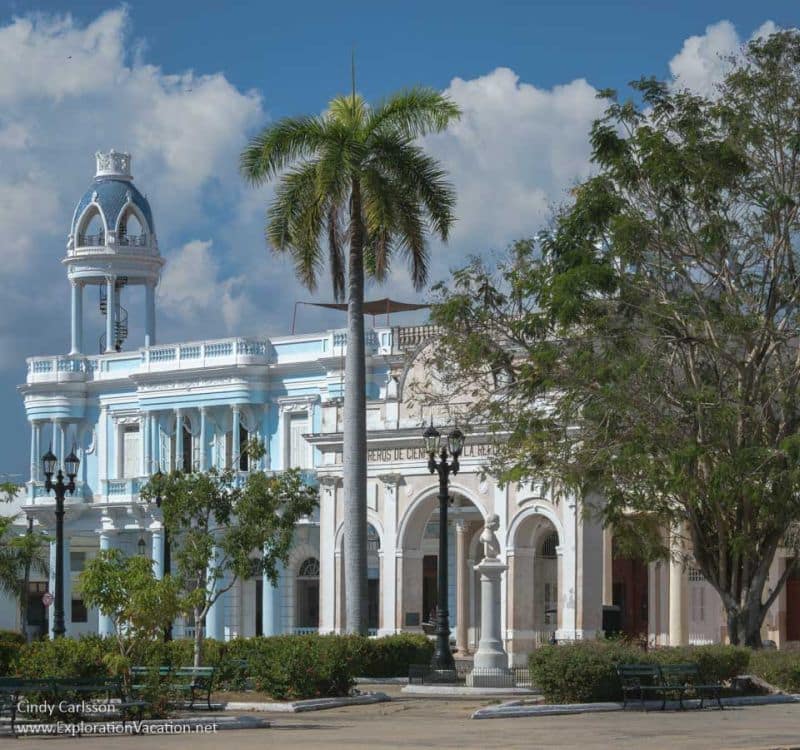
[669,19,781,97]
[159,240,254,334]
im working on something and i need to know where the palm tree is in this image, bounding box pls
[241,86,460,633]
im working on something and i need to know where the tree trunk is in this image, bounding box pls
[343,178,368,634]
[193,608,204,668]
[724,594,767,648]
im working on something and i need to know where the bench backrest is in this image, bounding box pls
[659,663,700,683]
[617,664,661,686]
[173,667,214,679]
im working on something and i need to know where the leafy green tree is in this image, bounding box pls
[80,549,183,676]
[429,31,800,647]
[141,444,318,665]
[241,84,460,632]
[0,483,49,639]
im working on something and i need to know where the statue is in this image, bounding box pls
[480,513,501,561]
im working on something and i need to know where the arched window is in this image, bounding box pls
[296,557,319,630]
[540,531,559,558]
[298,557,320,578]
[119,209,146,246]
[78,208,104,246]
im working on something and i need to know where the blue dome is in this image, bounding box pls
[71,178,155,236]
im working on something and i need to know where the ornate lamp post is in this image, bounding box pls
[423,423,464,671]
[145,469,172,641]
[41,445,80,638]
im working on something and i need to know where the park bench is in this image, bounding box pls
[131,666,215,709]
[617,663,723,710]
[0,676,146,737]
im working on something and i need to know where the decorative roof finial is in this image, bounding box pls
[95,150,132,180]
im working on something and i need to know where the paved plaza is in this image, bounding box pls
[11,697,800,749]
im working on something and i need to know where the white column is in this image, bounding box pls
[556,497,578,640]
[669,526,689,646]
[151,528,164,579]
[105,276,116,353]
[175,409,184,472]
[378,474,401,636]
[151,412,160,472]
[318,477,337,634]
[145,282,156,347]
[602,525,614,607]
[29,421,39,482]
[199,407,208,471]
[142,413,151,476]
[205,545,224,640]
[456,520,470,653]
[261,550,283,636]
[98,531,115,637]
[70,280,83,355]
[231,405,241,470]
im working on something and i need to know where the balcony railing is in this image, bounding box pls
[77,232,105,246]
[117,233,148,247]
[395,325,440,351]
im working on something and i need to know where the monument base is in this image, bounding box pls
[466,667,513,688]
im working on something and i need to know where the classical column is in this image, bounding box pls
[145,282,156,347]
[602,525,614,607]
[378,474,401,636]
[151,528,164,579]
[175,409,184,472]
[142,413,151,476]
[70,280,83,355]
[29,421,41,482]
[97,531,115,636]
[318,477,338,634]
[456,520,470,653]
[199,408,208,471]
[205,545,224,640]
[105,276,116,353]
[150,412,160,472]
[261,551,283,636]
[231,405,241,470]
[669,526,689,646]
[556,498,578,640]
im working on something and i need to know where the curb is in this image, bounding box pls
[402,685,538,698]
[471,693,800,719]
[224,691,391,713]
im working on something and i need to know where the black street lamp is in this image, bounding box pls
[42,445,79,639]
[423,422,464,672]
[146,469,172,641]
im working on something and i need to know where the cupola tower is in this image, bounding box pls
[64,150,164,354]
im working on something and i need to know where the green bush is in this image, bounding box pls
[529,641,752,704]
[13,635,113,679]
[0,630,26,645]
[360,633,434,677]
[750,650,800,693]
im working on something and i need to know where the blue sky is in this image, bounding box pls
[0,2,794,477]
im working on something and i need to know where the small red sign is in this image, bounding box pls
[41,592,53,607]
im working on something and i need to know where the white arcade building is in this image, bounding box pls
[6,151,800,657]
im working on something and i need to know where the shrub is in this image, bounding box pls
[529,641,752,704]
[361,633,434,677]
[749,650,800,693]
[13,635,113,679]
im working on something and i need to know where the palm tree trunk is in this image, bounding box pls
[343,177,368,634]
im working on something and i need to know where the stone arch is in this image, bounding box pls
[116,203,148,241]
[506,504,563,663]
[285,540,319,633]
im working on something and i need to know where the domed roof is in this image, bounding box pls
[70,151,155,236]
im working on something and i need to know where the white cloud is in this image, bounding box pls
[668,19,781,97]
[159,239,253,334]
[0,8,265,370]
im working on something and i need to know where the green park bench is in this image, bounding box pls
[617,663,723,710]
[0,676,146,737]
[131,666,215,709]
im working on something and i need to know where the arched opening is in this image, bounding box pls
[398,490,485,649]
[118,208,146,246]
[612,538,648,638]
[78,208,105,246]
[367,523,380,634]
[508,511,561,660]
[295,557,320,632]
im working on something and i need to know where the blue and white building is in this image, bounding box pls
[9,151,796,656]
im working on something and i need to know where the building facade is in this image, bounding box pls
[8,152,800,655]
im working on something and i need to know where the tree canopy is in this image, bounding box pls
[429,31,800,647]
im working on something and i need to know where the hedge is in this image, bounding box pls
[749,650,800,693]
[529,641,751,703]
[1,632,432,700]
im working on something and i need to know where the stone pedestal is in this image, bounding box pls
[467,558,511,687]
